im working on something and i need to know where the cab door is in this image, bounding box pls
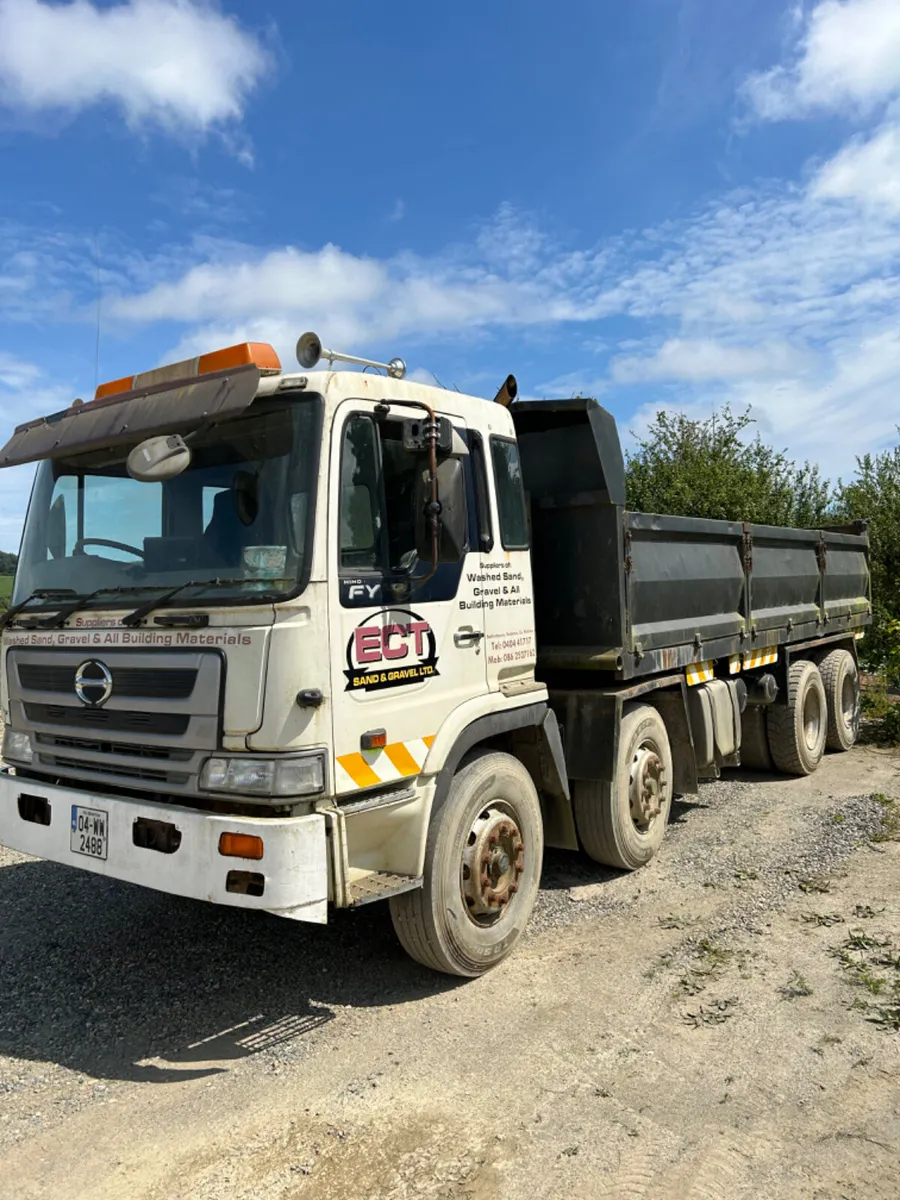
[328,400,487,798]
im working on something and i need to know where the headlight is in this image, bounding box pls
[3,729,34,765]
[200,753,326,797]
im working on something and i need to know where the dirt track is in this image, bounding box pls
[2,747,899,1199]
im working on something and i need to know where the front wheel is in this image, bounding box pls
[573,703,674,870]
[389,751,544,977]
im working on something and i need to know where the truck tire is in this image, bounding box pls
[389,751,543,978]
[739,705,773,771]
[572,703,673,871]
[818,648,859,752]
[766,659,827,775]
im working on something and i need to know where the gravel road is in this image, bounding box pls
[1,747,899,1198]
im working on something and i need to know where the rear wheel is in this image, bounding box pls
[766,659,827,775]
[818,648,859,751]
[389,751,543,977]
[573,703,673,870]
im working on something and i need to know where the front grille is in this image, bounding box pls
[42,755,188,785]
[24,703,190,737]
[36,733,193,762]
[11,647,221,797]
[17,664,197,699]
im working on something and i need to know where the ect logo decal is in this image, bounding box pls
[345,609,439,691]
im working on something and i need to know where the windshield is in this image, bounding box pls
[14,394,322,609]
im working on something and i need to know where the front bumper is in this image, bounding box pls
[0,771,328,923]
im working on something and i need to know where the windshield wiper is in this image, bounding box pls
[0,589,77,632]
[121,577,288,628]
[31,585,163,630]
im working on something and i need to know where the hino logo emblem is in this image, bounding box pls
[74,660,114,707]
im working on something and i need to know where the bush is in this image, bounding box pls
[858,619,900,746]
[626,406,831,527]
[834,441,900,675]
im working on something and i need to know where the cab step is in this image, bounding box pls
[348,871,423,906]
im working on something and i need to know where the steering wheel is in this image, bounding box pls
[75,538,145,559]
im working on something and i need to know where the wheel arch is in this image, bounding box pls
[550,675,700,799]
[780,634,859,704]
[432,704,578,851]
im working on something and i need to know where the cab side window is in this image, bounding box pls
[339,414,431,574]
[469,431,494,553]
[379,422,420,572]
[339,412,469,602]
[490,436,529,550]
[340,416,381,571]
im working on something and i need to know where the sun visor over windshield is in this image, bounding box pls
[0,364,262,468]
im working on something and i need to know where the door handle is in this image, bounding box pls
[454,628,485,648]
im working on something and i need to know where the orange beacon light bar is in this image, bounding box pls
[93,342,282,402]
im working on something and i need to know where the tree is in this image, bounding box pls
[625,406,831,528]
[0,551,17,576]
[833,440,900,674]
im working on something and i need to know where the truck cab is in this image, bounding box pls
[0,340,565,976]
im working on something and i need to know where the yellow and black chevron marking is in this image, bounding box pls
[742,646,778,670]
[689,646,779,685]
[336,736,435,791]
[685,660,714,686]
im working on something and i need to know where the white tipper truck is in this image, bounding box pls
[0,334,871,976]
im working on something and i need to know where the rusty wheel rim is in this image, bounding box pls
[628,742,666,833]
[460,805,525,926]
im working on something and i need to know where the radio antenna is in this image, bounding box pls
[94,233,102,392]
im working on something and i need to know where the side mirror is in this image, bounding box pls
[415,457,467,564]
[127,434,191,482]
[47,494,66,560]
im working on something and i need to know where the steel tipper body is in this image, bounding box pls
[0,341,871,977]
[512,398,871,797]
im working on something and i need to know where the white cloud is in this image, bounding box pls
[744,0,900,120]
[812,120,900,211]
[628,327,900,476]
[610,338,809,383]
[0,357,75,551]
[107,216,601,362]
[88,173,900,480]
[0,0,268,135]
[3,121,900,483]
[0,352,40,391]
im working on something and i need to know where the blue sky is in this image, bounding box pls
[1,0,900,550]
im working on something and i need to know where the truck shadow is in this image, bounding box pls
[0,783,755,1086]
[0,858,458,1086]
[538,793,708,893]
[539,848,620,891]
